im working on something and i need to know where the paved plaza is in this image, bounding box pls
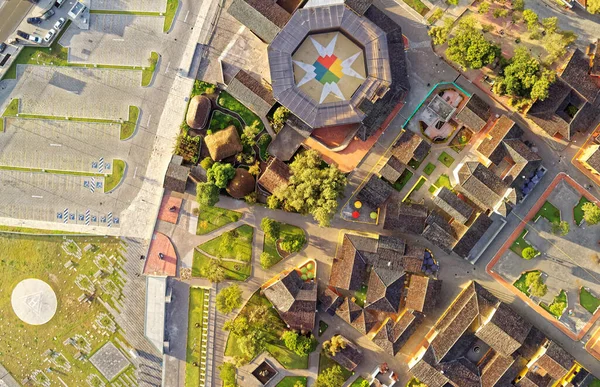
[89,342,131,381]
[61,15,164,67]
[90,0,167,12]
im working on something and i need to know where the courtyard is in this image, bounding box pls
[488,174,600,338]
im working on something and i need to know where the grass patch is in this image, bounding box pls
[3,99,19,117]
[509,229,537,259]
[208,110,242,133]
[0,225,83,234]
[407,157,424,170]
[218,91,264,130]
[120,105,139,140]
[402,0,430,15]
[225,292,309,368]
[540,290,567,319]
[318,320,329,337]
[104,159,126,193]
[185,287,207,386]
[513,270,541,297]
[429,174,452,194]
[590,378,600,387]
[351,377,368,387]
[262,223,304,267]
[580,288,600,314]
[319,353,353,380]
[423,162,436,176]
[141,52,159,87]
[196,205,242,235]
[258,133,272,161]
[192,80,216,96]
[535,201,561,224]
[407,378,425,387]
[438,151,455,167]
[164,0,179,32]
[277,376,307,387]
[191,250,250,281]
[354,284,368,307]
[199,225,253,262]
[574,196,590,226]
[0,234,130,384]
[392,169,414,191]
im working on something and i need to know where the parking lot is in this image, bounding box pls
[0,118,127,172]
[60,14,164,67]
[12,66,144,119]
[90,0,167,13]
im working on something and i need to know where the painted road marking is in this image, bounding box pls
[63,208,69,223]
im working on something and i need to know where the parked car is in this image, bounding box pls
[54,17,66,30]
[43,29,56,43]
[28,35,43,44]
[54,0,65,7]
[16,30,30,39]
[0,43,6,54]
[40,8,55,20]
[27,17,42,25]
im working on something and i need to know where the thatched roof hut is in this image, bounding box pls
[257,158,291,194]
[186,95,211,129]
[226,168,255,198]
[204,125,243,161]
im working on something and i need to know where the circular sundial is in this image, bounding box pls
[11,279,58,325]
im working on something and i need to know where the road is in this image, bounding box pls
[0,0,33,43]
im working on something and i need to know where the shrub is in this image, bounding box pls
[478,2,490,13]
[522,247,538,259]
[522,9,538,30]
[582,202,600,225]
[207,162,236,188]
[175,131,201,164]
[512,0,524,11]
[244,192,257,204]
[261,218,281,240]
[271,106,290,133]
[280,234,306,253]
[493,8,509,18]
[429,8,444,23]
[200,157,214,170]
[260,252,279,269]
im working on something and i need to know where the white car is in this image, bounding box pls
[43,29,56,43]
[54,18,66,30]
[29,35,43,44]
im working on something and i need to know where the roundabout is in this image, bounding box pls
[11,278,58,326]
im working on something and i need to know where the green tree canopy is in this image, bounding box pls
[202,258,225,283]
[200,157,214,170]
[494,48,554,101]
[322,335,347,356]
[196,182,220,207]
[542,30,577,64]
[316,365,346,387]
[272,106,290,132]
[512,0,524,11]
[271,150,347,227]
[261,218,281,240]
[522,247,538,259]
[219,362,237,387]
[551,220,570,236]
[216,285,243,314]
[583,202,600,225]
[260,252,279,269]
[446,18,498,69]
[589,0,600,13]
[241,122,261,148]
[207,162,236,189]
[525,272,547,297]
[280,234,306,253]
[522,9,538,30]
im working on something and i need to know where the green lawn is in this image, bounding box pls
[438,151,455,167]
[535,201,561,224]
[402,0,430,15]
[191,250,251,281]
[208,110,243,133]
[141,52,159,87]
[423,162,436,176]
[509,229,538,259]
[258,133,272,161]
[199,225,254,262]
[318,353,353,381]
[392,169,414,191]
[104,159,126,193]
[540,290,567,319]
[164,0,179,32]
[120,106,140,140]
[262,223,305,267]
[354,284,368,307]
[224,292,309,368]
[580,288,600,314]
[218,91,264,130]
[318,320,329,337]
[185,287,207,387]
[513,270,541,297]
[277,376,308,387]
[574,196,591,226]
[428,174,452,194]
[351,377,368,387]
[590,378,600,387]
[0,225,83,234]
[3,98,19,116]
[192,80,216,96]
[0,234,133,384]
[407,157,424,170]
[196,205,242,235]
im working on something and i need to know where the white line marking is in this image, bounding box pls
[50,143,62,147]
[32,195,43,198]
[218,26,246,62]
[165,61,170,74]
[113,38,124,41]
[147,114,151,126]
[184,10,189,22]
[133,167,138,179]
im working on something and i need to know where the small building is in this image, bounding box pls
[452,214,494,260]
[204,126,243,161]
[257,157,291,194]
[579,145,600,176]
[372,311,423,356]
[227,0,292,43]
[454,94,491,132]
[456,162,515,216]
[329,336,364,372]
[225,70,275,120]
[226,168,255,199]
[383,200,428,234]
[186,95,211,130]
[336,297,379,335]
[329,234,368,291]
[163,155,189,193]
[356,174,395,209]
[422,211,466,255]
[405,275,442,314]
[364,269,405,314]
[391,130,431,164]
[379,155,406,183]
[432,187,474,224]
[319,287,344,316]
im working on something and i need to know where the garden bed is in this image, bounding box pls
[513,270,541,297]
[580,287,600,314]
[428,174,452,194]
[199,225,254,262]
[438,151,455,167]
[449,127,473,153]
[392,169,414,191]
[423,162,436,176]
[535,201,561,224]
[509,229,538,259]
[262,223,305,267]
[540,290,567,319]
[196,205,242,235]
[573,196,591,226]
[209,110,243,133]
[217,91,264,130]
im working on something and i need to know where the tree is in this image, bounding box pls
[428,17,453,45]
[530,70,555,100]
[522,247,538,259]
[582,202,600,225]
[219,362,237,387]
[316,365,345,387]
[323,335,347,356]
[267,194,281,209]
[294,382,307,387]
[216,285,243,314]
[207,162,236,189]
[241,123,261,148]
[589,0,600,13]
[522,9,538,31]
[248,161,260,176]
[280,234,306,253]
[202,258,225,283]
[446,18,498,69]
[429,8,443,24]
[271,106,290,133]
[512,0,524,11]
[200,157,214,170]
[525,272,547,297]
[196,182,220,207]
[447,0,459,5]
[493,8,509,18]
[478,2,490,13]
[282,330,299,351]
[493,48,554,101]
[245,192,257,204]
[261,218,281,240]
[541,17,558,33]
[549,301,566,317]
[551,220,570,236]
[543,31,577,64]
[260,252,279,269]
[271,150,347,227]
